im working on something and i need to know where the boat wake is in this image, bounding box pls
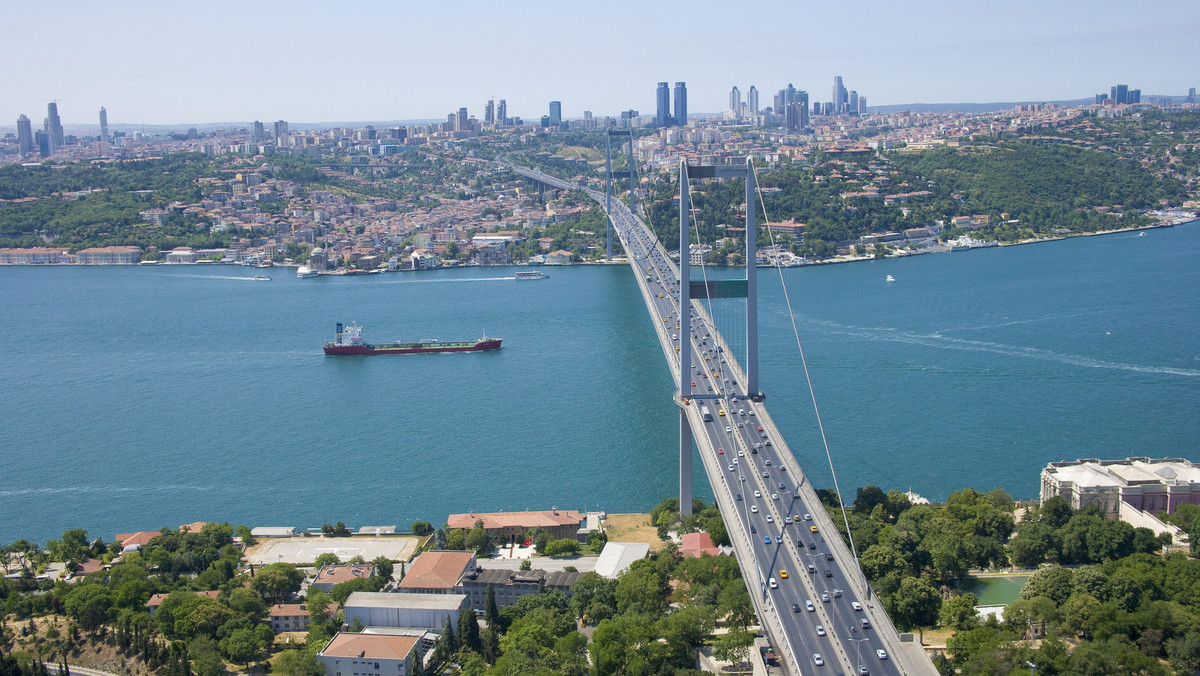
[377,277,515,284]
[0,483,222,497]
[152,273,268,282]
[784,313,1200,378]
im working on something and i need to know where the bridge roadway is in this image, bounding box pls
[508,163,934,676]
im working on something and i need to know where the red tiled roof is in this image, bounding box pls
[314,564,373,586]
[396,551,475,591]
[115,531,160,548]
[320,633,418,660]
[446,510,582,531]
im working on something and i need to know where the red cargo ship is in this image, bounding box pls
[323,323,502,355]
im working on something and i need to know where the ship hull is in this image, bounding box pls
[324,339,502,355]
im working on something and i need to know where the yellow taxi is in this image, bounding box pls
[718,409,726,416]
[810,525,819,533]
[779,569,789,578]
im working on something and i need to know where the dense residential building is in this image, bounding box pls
[1041,457,1200,516]
[445,509,585,544]
[317,632,419,676]
[459,567,581,610]
[267,603,331,633]
[395,550,476,594]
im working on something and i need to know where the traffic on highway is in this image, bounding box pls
[511,164,922,676]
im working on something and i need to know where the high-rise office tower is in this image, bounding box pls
[797,91,810,128]
[252,120,265,142]
[47,102,64,146]
[785,83,796,107]
[774,90,785,112]
[99,107,109,142]
[1128,89,1141,104]
[674,82,687,127]
[848,91,858,115]
[1112,84,1129,105]
[274,120,288,140]
[833,76,847,114]
[857,96,867,115]
[497,100,507,126]
[549,101,562,126]
[1189,88,1196,104]
[813,101,821,117]
[656,82,671,126]
[785,103,802,132]
[747,86,759,116]
[1096,93,1109,105]
[456,107,469,131]
[17,115,34,154]
[484,99,495,126]
[35,129,53,157]
[730,86,741,114]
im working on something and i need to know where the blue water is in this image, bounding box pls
[1,225,1197,545]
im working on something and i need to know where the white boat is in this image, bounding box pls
[254,274,271,281]
[515,271,548,280]
[886,275,895,283]
[296,266,319,278]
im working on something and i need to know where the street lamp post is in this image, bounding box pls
[847,636,869,673]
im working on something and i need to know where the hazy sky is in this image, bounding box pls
[4,0,1198,126]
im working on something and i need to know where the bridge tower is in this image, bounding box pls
[604,130,636,260]
[678,157,761,516]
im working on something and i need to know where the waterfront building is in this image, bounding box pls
[395,550,476,594]
[16,115,33,154]
[1041,457,1200,517]
[317,632,419,676]
[312,563,374,592]
[0,247,68,265]
[47,102,64,146]
[75,246,141,265]
[674,81,687,126]
[99,107,108,142]
[342,592,466,632]
[656,82,670,126]
[445,509,584,544]
[459,568,581,610]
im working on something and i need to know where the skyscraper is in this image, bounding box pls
[274,120,288,140]
[35,129,53,158]
[252,120,265,142]
[1189,88,1196,104]
[848,91,858,116]
[456,107,469,131]
[497,100,507,126]
[747,86,759,116]
[47,102,64,146]
[785,83,796,107]
[485,99,495,126]
[674,82,687,127]
[832,76,847,114]
[797,91,810,128]
[656,82,671,126]
[549,101,562,127]
[99,107,109,143]
[857,96,867,115]
[730,86,741,114]
[1112,84,1129,105]
[17,115,34,154]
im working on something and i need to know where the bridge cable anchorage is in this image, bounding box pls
[750,162,867,597]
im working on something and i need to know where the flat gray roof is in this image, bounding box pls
[345,592,466,611]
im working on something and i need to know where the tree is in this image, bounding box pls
[63,584,111,630]
[371,556,394,584]
[1021,566,1073,605]
[274,649,323,676]
[219,626,266,667]
[887,576,941,635]
[458,606,482,654]
[466,527,491,556]
[940,592,980,631]
[313,553,340,567]
[411,521,434,536]
[544,539,580,556]
[484,584,501,630]
[250,562,304,603]
[712,628,755,665]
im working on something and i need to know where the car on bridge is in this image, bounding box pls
[812,654,824,666]
[779,569,788,578]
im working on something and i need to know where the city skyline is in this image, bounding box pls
[1,0,1197,126]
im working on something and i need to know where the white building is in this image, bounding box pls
[343,592,466,631]
[317,632,418,676]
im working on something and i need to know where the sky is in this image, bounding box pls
[3,0,1198,127]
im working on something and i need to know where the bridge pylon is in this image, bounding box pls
[678,157,762,517]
